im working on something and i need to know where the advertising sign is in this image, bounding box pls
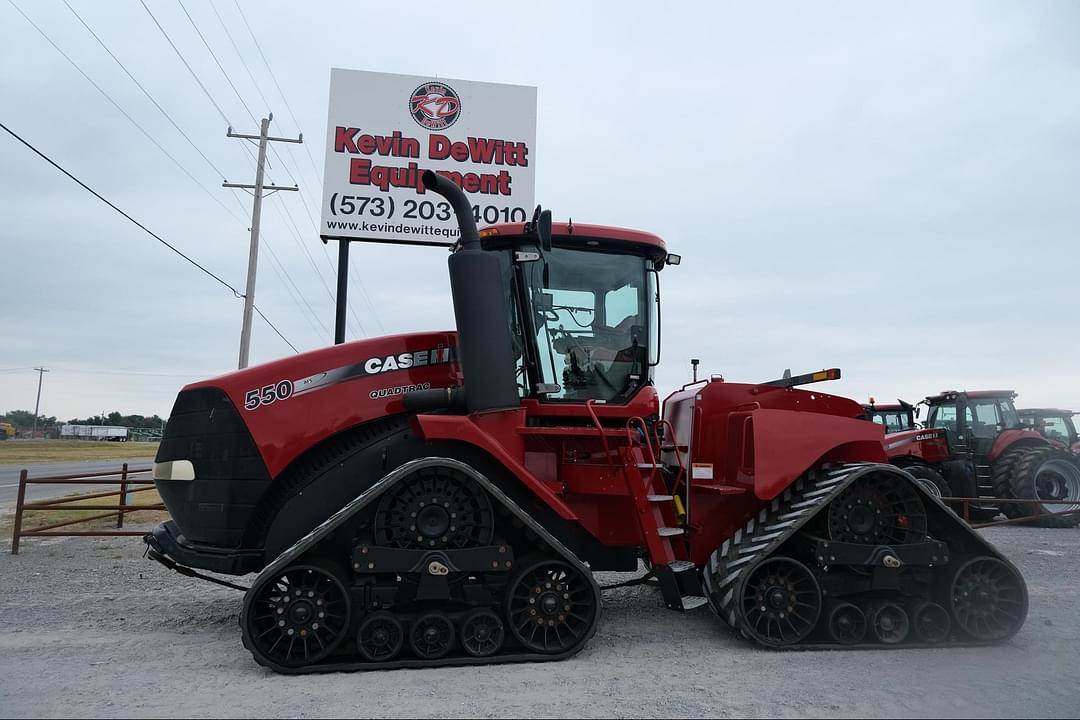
[321,69,537,246]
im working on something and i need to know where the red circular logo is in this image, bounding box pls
[410,82,461,130]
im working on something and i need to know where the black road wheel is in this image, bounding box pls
[827,472,928,545]
[460,608,505,657]
[409,612,454,660]
[244,561,352,669]
[374,466,495,549]
[826,602,866,645]
[356,611,404,662]
[950,557,1027,641]
[868,603,910,644]
[507,559,597,655]
[904,464,951,500]
[910,601,951,644]
[1007,448,1080,528]
[737,557,821,647]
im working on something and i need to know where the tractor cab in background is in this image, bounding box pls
[863,399,916,433]
[1019,408,1080,454]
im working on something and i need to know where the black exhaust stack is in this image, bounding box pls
[421,170,520,413]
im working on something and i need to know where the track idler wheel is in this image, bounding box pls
[507,559,597,655]
[826,602,867,645]
[827,473,928,545]
[243,561,352,669]
[409,612,455,660]
[949,557,1027,642]
[910,601,951,644]
[460,609,505,657]
[356,611,405,662]
[868,603,910,644]
[738,557,822,647]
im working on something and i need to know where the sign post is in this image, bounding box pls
[320,69,538,342]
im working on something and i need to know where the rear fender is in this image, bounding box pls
[989,430,1049,461]
[745,408,886,500]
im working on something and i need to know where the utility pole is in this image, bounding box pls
[32,367,49,437]
[224,113,301,369]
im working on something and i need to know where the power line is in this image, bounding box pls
[176,0,258,124]
[139,0,231,126]
[0,120,297,354]
[59,0,230,183]
[208,0,273,112]
[7,0,245,226]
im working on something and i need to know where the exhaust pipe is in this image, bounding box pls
[418,170,520,414]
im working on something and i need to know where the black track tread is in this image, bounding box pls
[701,462,1027,648]
[1007,446,1080,528]
[991,446,1027,518]
[240,457,603,674]
[244,415,410,547]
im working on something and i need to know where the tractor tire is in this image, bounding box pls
[904,465,951,500]
[991,446,1028,518]
[1007,447,1080,528]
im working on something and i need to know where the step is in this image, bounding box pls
[647,494,674,503]
[680,595,709,611]
[668,559,695,573]
[657,527,685,537]
[637,463,662,470]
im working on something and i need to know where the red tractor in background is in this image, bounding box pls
[881,390,1080,526]
[863,399,916,433]
[145,172,1026,672]
[1019,408,1080,455]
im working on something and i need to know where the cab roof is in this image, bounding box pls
[925,390,1017,404]
[865,403,907,412]
[480,222,667,257]
[1019,408,1076,417]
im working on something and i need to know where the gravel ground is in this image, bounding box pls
[1,527,1078,718]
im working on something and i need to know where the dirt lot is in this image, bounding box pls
[1,526,1078,718]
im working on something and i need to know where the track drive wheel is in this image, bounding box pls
[737,556,821,647]
[374,465,495,549]
[827,472,927,544]
[1006,447,1080,528]
[507,559,597,655]
[949,557,1027,642]
[243,560,352,669]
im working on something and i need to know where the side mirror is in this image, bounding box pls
[537,209,552,252]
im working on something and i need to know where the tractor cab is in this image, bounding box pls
[922,390,1022,458]
[478,220,679,407]
[863,399,916,433]
[1019,408,1080,453]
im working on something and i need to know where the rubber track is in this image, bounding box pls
[701,462,1026,649]
[240,457,603,674]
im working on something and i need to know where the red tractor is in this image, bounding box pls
[863,399,916,433]
[881,390,1080,526]
[1019,408,1080,455]
[146,172,1026,672]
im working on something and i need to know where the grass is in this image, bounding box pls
[0,440,159,465]
[2,486,169,537]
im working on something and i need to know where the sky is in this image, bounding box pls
[1,0,1078,421]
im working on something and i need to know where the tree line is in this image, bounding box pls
[1,410,166,431]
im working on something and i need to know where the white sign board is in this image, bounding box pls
[321,69,537,246]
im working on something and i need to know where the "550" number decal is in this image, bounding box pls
[244,380,294,410]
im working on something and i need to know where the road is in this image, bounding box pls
[0,458,155,509]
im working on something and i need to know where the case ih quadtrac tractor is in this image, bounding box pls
[1019,408,1080,455]
[881,390,1080,526]
[146,172,1027,672]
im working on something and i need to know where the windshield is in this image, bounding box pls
[872,410,910,433]
[522,247,650,402]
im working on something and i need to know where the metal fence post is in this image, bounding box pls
[11,469,28,554]
[116,463,128,529]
